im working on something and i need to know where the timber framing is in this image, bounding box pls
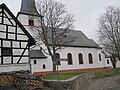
[0,3,35,65]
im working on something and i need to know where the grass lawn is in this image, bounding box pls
[43,68,120,80]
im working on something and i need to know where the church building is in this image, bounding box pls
[0,0,112,74]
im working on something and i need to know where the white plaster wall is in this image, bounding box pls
[31,58,53,74]
[56,47,108,70]
[0,64,30,73]
[31,46,112,73]
[18,14,28,25]
[116,60,120,68]
[18,14,40,26]
[105,58,112,67]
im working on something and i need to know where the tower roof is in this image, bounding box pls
[20,0,41,16]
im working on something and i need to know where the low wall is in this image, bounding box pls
[0,64,30,73]
[0,70,43,90]
[43,73,95,90]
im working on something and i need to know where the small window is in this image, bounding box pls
[43,64,46,69]
[2,47,13,56]
[34,60,37,64]
[107,59,110,64]
[28,16,34,26]
[67,53,73,65]
[88,53,93,64]
[78,53,83,64]
[99,54,102,61]
[55,53,61,65]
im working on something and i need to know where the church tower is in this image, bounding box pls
[17,0,43,36]
[20,0,39,16]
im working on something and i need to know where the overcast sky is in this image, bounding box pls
[0,0,120,42]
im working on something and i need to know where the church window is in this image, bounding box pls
[99,54,102,61]
[28,16,34,26]
[34,60,37,64]
[43,64,46,69]
[78,53,83,64]
[55,53,61,65]
[88,53,93,64]
[67,53,73,65]
[107,59,110,64]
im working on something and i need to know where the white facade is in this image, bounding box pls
[30,46,112,74]
[17,3,112,74]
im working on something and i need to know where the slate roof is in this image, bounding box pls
[29,50,47,59]
[65,30,100,48]
[20,0,43,17]
[47,28,101,48]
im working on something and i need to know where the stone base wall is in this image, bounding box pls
[43,73,95,90]
[0,70,43,90]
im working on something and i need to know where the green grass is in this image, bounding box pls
[43,68,120,80]
[92,68,120,79]
[43,72,83,80]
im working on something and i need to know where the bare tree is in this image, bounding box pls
[34,0,75,72]
[98,6,120,68]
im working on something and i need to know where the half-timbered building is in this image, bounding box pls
[0,3,35,72]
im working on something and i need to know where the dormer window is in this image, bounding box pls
[28,16,34,26]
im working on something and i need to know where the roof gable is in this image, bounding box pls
[0,3,35,46]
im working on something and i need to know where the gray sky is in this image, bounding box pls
[0,0,120,42]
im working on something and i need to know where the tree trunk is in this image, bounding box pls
[112,62,116,69]
[52,54,57,73]
[52,60,56,72]
[111,57,117,69]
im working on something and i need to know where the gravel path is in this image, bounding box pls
[84,75,120,90]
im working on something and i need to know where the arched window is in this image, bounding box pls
[78,53,83,64]
[55,53,61,65]
[28,16,34,26]
[67,53,73,65]
[99,54,102,61]
[34,60,37,64]
[107,59,110,64]
[88,53,93,64]
[43,64,46,69]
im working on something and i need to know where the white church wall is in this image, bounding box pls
[105,58,112,67]
[97,50,106,67]
[31,45,112,73]
[31,58,53,74]
[116,59,120,68]
[18,14,28,25]
[56,47,103,71]
[18,14,41,27]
